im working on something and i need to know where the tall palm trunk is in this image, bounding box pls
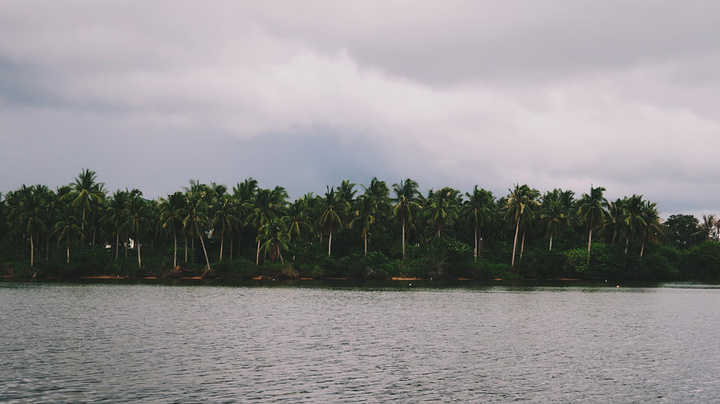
[199,234,211,276]
[184,237,188,262]
[474,225,478,261]
[549,235,553,251]
[66,243,70,264]
[173,234,178,268]
[640,241,645,258]
[219,232,224,261]
[520,231,526,259]
[328,232,333,256]
[587,229,593,268]
[511,216,520,267]
[401,216,406,260]
[30,235,34,267]
[256,239,261,265]
[364,231,368,256]
[137,238,142,269]
[624,238,629,255]
[115,233,120,259]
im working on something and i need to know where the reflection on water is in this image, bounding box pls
[1,281,719,402]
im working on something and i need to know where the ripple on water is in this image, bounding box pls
[1,283,720,402]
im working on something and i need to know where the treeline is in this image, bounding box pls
[1,169,719,281]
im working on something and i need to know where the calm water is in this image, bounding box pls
[1,280,719,402]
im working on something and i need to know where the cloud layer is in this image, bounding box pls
[1,1,719,217]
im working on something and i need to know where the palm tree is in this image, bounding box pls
[8,185,45,267]
[577,186,608,267]
[53,207,81,264]
[392,179,422,259]
[127,191,150,270]
[505,184,541,267]
[639,200,662,258]
[231,178,258,260]
[103,190,130,260]
[62,169,105,234]
[697,214,717,242]
[424,187,461,242]
[257,217,290,264]
[337,180,357,206]
[540,199,565,251]
[159,191,186,269]
[605,198,626,246]
[287,196,313,245]
[183,183,213,275]
[319,186,345,256]
[247,187,288,264]
[463,186,494,259]
[618,195,643,254]
[213,193,237,262]
[349,195,377,255]
[34,185,58,261]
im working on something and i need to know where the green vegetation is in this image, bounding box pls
[1,169,719,281]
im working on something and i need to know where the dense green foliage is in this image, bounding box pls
[1,170,719,281]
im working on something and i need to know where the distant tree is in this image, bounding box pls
[62,169,105,234]
[159,192,186,269]
[577,186,608,267]
[8,185,45,267]
[505,184,541,267]
[664,214,700,250]
[349,195,377,255]
[540,195,566,251]
[392,179,422,260]
[127,190,150,270]
[319,186,345,256]
[53,207,81,264]
[257,217,290,263]
[464,186,494,259]
[696,214,717,242]
[424,187,461,242]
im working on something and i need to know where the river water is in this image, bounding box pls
[1,280,719,402]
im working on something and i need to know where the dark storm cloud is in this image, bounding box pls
[0,1,719,218]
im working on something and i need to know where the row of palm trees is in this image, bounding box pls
[0,170,674,272]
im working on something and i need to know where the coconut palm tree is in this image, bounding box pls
[617,194,644,254]
[463,186,494,259]
[392,179,422,260]
[639,200,662,258]
[103,189,130,260]
[349,195,377,255]
[257,217,290,264]
[247,186,288,264]
[319,186,345,256]
[577,186,608,266]
[62,169,105,234]
[53,207,81,264]
[159,191,187,269]
[505,184,541,267]
[424,187,462,242]
[127,190,150,270]
[287,196,313,244]
[540,197,566,251]
[213,193,237,262]
[183,184,213,275]
[8,185,45,267]
[231,178,259,259]
[696,214,717,242]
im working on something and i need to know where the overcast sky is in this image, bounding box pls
[1,1,719,217]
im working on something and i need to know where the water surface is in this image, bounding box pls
[1,281,719,402]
